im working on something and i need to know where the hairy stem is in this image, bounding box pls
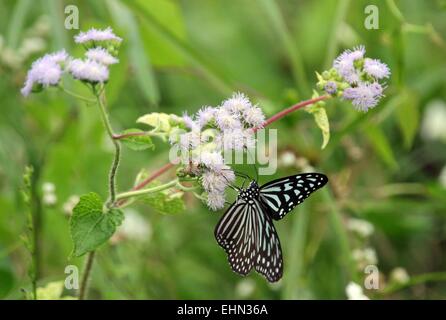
[79,251,95,300]
[96,86,121,205]
[258,95,330,131]
[78,86,120,300]
[116,179,178,201]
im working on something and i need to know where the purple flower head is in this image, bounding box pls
[182,112,199,130]
[68,59,109,83]
[348,45,366,61]
[324,81,338,95]
[364,58,390,79]
[206,191,226,210]
[197,106,215,128]
[342,83,384,112]
[242,105,265,128]
[215,108,242,131]
[86,48,119,65]
[222,92,252,115]
[21,51,66,97]
[333,45,366,84]
[74,27,122,44]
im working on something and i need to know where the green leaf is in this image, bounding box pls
[137,113,173,132]
[70,193,124,257]
[120,129,154,151]
[365,125,398,169]
[395,91,419,149]
[36,281,63,300]
[311,106,330,149]
[306,91,330,149]
[107,0,160,105]
[142,182,185,214]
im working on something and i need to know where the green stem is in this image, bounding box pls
[78,86,120,300]
[60,86,96,103]
[95,86,121,205]
[116,179,178,201]
[79,251,95,300]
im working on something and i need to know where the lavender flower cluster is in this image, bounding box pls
[319,46,390,112]
[21,27,121,97]
[171,93,265,210]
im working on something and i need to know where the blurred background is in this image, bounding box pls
[1,0,446,299]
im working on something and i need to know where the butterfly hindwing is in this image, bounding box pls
[214,183,283,282]
[215,201,256,276]
[259,173,328,220]
[253,199,283,282]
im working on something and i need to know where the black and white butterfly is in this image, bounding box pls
[214,173,328,282]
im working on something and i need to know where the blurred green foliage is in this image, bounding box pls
[0,0,446,299]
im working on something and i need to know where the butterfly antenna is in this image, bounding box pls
[246,147,259,182]
[219,169,240,191]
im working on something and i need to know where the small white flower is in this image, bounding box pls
[364,58,390,79]
[420,100,446,142]
[85,47,119,65]
[43,193,57,206]
[390,267,410,284]
[48,49,69,64]
[217,129,256,150]
[279,151,296,167]
[201,171,228,193]
[197,106,215,128]
[42,182,55,193]
[68,58,109,83]
[21,52,65,96]
[178,130,202,151]
[74,27,122,44]
[222,92,252,115]
[215,108,242,131]
[243,105,265,128]
[182,112,199,130]
[352,247,378,265]
[347,218,374,238]
[333,51,359,84]
[116,209,151,242]
[342,83,384,112]
[235,279,256,298]
[207,191,226,210]
[200,151,225,172]
[346,282,369,300]
[63,195,80,216]
[439,165,446,189]
[348,45,366,61]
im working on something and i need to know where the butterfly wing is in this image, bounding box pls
[215,201,256,276]
[259,173,328,220]
[253,199,283,282]
[214,197,283,282]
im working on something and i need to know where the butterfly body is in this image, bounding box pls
[215,173,328,282]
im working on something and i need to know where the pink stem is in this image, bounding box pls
[116,94,330,206]
[255,95,329,132]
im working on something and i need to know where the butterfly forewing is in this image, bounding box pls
[259,173,328,220]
